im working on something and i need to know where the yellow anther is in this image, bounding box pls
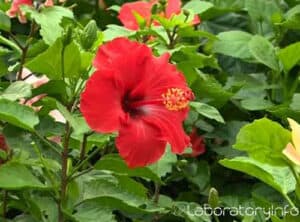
[161,88,194,111]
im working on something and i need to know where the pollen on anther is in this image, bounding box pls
[161,88,193,111]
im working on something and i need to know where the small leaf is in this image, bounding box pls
[0,99,39,131]
[22,6,74,45]
[291,93,300,111]
[183,0,214,15]
[0,81,32,101]
[73,200,116,222]
[240,97,274,111]
[148,146,177,178]
[190,102,225,123]
[95,154,162,183]
[103,25,132,42]
[278,42,300,72]
[25,39,81,80]
[213,31,253,60]
[0,11,11,32]
[248,35,279,71]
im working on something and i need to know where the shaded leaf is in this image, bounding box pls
[0,99,39,131]
[0,162,46,190]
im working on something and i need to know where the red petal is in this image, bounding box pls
[165,0,181,18]
[189,129,206,157]
[94,38,154,99]
[130,53,189,100]
[116,118,167,168]
[118,1,152,30]
[142,107,190,154]
[80,70,126,133]
[192,15,201,25]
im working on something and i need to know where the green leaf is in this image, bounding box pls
[213,31,253,60]
[23,6,74,45]
[278,42,300,72]
[248,35,279,71]
[291,93,300,111]
[0,99,39,131]
[240,97,274,111]
[183,0,214,15]
[95,154,162,183]
[190,102,225,123]
[63,41,81,78]
[233,118,290,165]
[0,162,46,190]
[73,200,116,222]
[192,74,233,107]
[103,25,132,41]
[78,174,161,213]
[0,10,10,32]
[148,146,177,178]
[220,157,296,194]
[25,39,81,79]
[245,0,282,22]
[0,81,32,101]
[29,195,58,222]
[182,161,210,191]
[280,5,300,30]
[55,100,82,131]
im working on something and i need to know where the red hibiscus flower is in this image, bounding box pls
[80,37,194,168]
[189,128,206,157]
[118,0,200,30]
[7,0,33,23]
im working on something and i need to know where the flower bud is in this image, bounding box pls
[208,187,219,209]
[62,26,73,47]
[80,20,98,50]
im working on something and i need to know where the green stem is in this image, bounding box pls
[0,35,22,54]
[79,133,90,163]
[213,215,220,222]
[2,190,7,221]
[58,123,72,222]
[32,142,59,197]
[283,193,296,208]
[17,47,28,80]
[290,165,300,186]
[61,47,66,81]
[68,146,102,179]
[17,21,36,80]
[34,132,61,155]
[153,183,160,204]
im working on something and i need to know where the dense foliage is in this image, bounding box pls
[0,0,300,221]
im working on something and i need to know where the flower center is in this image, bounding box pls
[162,88,194,111]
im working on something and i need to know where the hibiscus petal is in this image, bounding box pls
[288,118,300,153]
[142,105,190,154]
[116,118,167,168]
[283,143,300,166]
[93,38,152,93]
[80,70,126,133]
[165,0,181,18]
[189,128,206,157]
[118,1,152,30]
[131,53,189,99]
